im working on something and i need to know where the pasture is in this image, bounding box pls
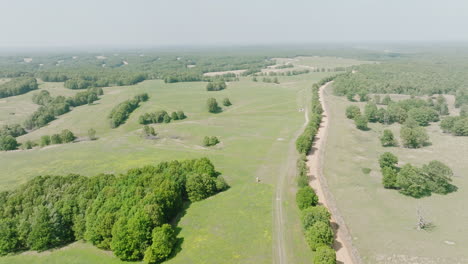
[322,85,468,263]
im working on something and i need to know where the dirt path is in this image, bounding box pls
[307,82,361,264]
[273,88,310,264]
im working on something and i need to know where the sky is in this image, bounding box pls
[2,0,468,48]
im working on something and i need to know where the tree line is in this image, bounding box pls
[294,77,337,264]
[0,77,38,99]
[109,93,149,128]
[139,110,186,125]
[0,158,228,263]
[379,152,456,198]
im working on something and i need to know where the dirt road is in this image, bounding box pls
[307,82,361,264]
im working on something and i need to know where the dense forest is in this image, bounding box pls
[0,158,228,263]
[0,77,38,98]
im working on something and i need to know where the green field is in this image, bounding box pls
[322,85,468,263]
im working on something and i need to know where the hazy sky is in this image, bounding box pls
[2,0,468,47]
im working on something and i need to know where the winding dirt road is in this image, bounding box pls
[307,82,361,264]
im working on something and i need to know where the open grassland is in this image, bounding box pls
[0,56,370,264]
[0,80,78,126]
[275,56,375,69]
[322,85,468,264]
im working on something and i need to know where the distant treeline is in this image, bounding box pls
[0,77,38,98]
[109,93,149,128]
[0,158,228,263]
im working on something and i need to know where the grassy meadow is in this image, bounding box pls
[0,56,368,264]
[322,85,468,264]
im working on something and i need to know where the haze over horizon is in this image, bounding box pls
[2,0,468,48]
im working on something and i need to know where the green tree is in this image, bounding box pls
[421,160,454,194]
[400,121,429,148]
[460,105,468,117]
[345,105,360,119]
[305,221,334,250]
[452,118,468,136]
[207,98,221,113]
[396,164,430,198]
[60,129,75,143]
[186,173,217,202]
[313,245,336,264]
[40,135,51,147]
[0,219,19,255]
[381,95,392,105]
[379,152,398,169]
[354,115,368,130]
[27,206,56,251]
[171,112,179,120]
[50,134,63,144]
[301,206,331,230]
[296,186,319,210]
[0,135,19,151]
[382,166,398,189]
[222,98,232,106]
[143,224,176,264]
[380,129,397,147]
[176,110,186,120]
[364,102,379,122]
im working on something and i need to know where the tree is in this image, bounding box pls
[396,164,430,198]
[143,224,176,264]
[23,140,35,150]
[50,134,63,144]
[380,129,397,147]
[0,219,19,255]
[407,107,439,126]
[163,114,171,123]
[460,105,468,117]
[345,105,360,119]
[186,173,217,202]
[301,206,331,230]
[0,135,19,151]
[296,186,319,210]
[88,128,97,140]
[400,121,429,148]
[176,110,186,120]
[354,115,368,130]
[305,221,334,250]
[381,95,392,105]
[203,136,219,147]
[421,160,454,194]
[27,206,56,251]
[452,118,468,136]
[313,245,336,264]
[60,129,76,143]
[222,98,232,106]
[273,77,279,84]
[207,98,221,113]
[382,166,398,189]
[171,112,179,120]
[40,135,51,147]
[364,102,379,122]
[143,125,156,137]
[379,152,398,169]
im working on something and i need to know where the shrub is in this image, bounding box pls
[50,134,63,144]
[379,152,398,169]
[301,206,331,230]
[207,98,221,113]
[60,129,76,143]
[40,135,51,147]
[176,110,186,120]
[345,105,360,119]
[203,136,220,147]
[380,129,397,147]
[400,123,429,148]
[354,115,368,130]
[296,186,318,210]
[364,102,379,122]
[305,221,334,250]
[222,98,232,106]
[313,245,336,264]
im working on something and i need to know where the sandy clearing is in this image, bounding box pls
[307,82,361,264]
[202,69,246,77]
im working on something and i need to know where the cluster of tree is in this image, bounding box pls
[261,77,280,84]
[379,152,456,198]
[399,118,430,148]
[0,77,38,98]
[275,64,294,69]
[36,129,76,148]
[109,93,149,128]
[440,116,468,136]
[0,158,228,262]
[0,124,26,138]
[296,84,323,154]
[142,125,157,139]
[203,136,220,147]
[0,135,19,151]
[254,69,310,77]
[206,80,227,91]
[222,98,232,106]
[139,110,186,125]
[24,88,102,130]
[380,129,398,147]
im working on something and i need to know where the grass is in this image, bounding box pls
[322,85,468,263]
[0,56,369,264]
